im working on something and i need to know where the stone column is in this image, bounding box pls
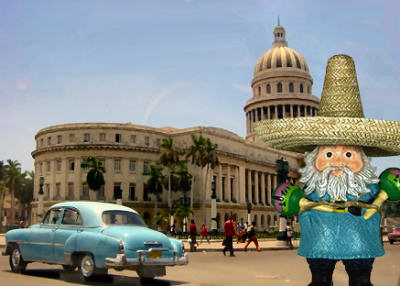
[137,160,144,202]
[51,160,56,200]
[239,166,245,203]
[273,174,278,191]
[267,174,272,205]
[274,105,278,119]
[218,164,223,201]
[290,104,294,118]
[235,166,239,202]
[267,105,271,120]
[261,172,266,205]
[254,171,259,204]
[75,157,81,200]
[227,164,231,202]
[247,169,252,203]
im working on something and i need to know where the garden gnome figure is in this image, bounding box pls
[255,54,400,286]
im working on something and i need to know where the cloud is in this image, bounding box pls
[233,84,252,94]
[144,85,181,124]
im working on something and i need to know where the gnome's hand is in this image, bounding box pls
[272,183,304,217]
[364,168,400,220]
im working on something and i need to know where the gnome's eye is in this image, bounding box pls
[326,152,333,158]
[345,152,352,158]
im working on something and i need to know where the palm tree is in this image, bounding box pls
[0,160,7,225]
[143,164,165,227]
[186,135,206,216]
[5,159,22,225]
[158,138,180,227]
[186,135,219,224]
[81,157,106,193]
[15,171,34,225]
[175,162,192,205]
[173,204,192,234]
[174,162,193,233]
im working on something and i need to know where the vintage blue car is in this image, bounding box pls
[2,201,188,281]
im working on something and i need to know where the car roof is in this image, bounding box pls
[50,201,139,227]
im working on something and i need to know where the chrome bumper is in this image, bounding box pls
[104,249,189,268]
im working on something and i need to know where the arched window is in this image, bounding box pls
[289,82,294,92]
[277,82,282,93]
[266,84,271,94]
[300,83,304,93]
[258,86,261,96]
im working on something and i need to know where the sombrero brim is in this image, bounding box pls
[254,116,400,157]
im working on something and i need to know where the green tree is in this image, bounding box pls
[81,157,106,192]
[5,159,22,225]
[0,161,8,225]
[15,171,34,224]
[143,164,165,227]
[158,138,180,227]
[174,162,192,205]
[186,135,219,224]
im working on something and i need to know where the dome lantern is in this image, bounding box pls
[273,25,287,47]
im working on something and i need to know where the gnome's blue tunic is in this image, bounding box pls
[298,184,384,259]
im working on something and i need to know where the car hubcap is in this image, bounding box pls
[81,256,94,277]
[11,249,20,267]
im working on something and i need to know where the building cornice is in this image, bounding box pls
[31,144,160,158]
[244,94,320,111]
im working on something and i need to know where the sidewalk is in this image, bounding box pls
[183,238,299,252]
[0,233,295,251]
[0,234,389,252]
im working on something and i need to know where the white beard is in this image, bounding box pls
[299,147,379,202]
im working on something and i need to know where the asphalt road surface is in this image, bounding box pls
[0,245,399,286]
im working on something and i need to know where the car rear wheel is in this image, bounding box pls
[79,254,95,280]
[9,245,27,273]
[78,254,107,280]
[389,240,394,245]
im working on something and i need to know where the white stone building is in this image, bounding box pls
[31,25,319,231]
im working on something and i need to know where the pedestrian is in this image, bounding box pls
[189,219,197,252]
[223,217,235,256]
[200,224,210,244]
[244,222,261,252]
[170,223,176,237]
[236,221,245,243]
[286,223,293,249]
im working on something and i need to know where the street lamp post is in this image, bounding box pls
[210,180,217,237]
[247,201,252,226]
[276,157,289,240]
[38,176,44,222]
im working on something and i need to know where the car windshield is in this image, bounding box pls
[102,210,147,227]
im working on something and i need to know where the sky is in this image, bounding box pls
[1,0,400,174]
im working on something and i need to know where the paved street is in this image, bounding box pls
[0,244,399,285]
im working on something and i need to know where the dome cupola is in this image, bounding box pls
[244,23,320,143]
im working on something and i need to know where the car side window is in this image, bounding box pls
[62,209,82,225]
[43,209,62,225]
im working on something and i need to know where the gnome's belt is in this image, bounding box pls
[299,198,382,217]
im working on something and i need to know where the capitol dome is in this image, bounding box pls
[244,24,320,142]
[254,25,309,76]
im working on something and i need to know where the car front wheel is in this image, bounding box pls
[9,246,27,273]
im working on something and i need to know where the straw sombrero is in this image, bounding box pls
[254,54,400,157]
